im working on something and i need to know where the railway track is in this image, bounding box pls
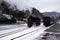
[11,27,41,40]
[0,28,27,38]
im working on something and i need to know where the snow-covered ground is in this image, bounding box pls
[0,22,58,40]
[0,23,49,40]
[0,23,29,39]
[0,24,28,34]
[0,24,27,30]
[18,25,47,40]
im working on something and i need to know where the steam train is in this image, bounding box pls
[27,16,41,27]
[27,16,54,27]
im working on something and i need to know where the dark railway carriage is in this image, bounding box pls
[43,17,51,27]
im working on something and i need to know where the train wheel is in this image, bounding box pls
[36,22,40,26]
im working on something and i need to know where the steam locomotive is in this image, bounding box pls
[27,16,54,27]
[27,16,41,27]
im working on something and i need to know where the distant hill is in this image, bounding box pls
[42,12,60,18]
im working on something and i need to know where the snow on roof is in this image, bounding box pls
[3,14,12,19]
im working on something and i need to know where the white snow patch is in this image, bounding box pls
[0,24,28,35]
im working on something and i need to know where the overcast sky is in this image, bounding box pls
[5,0,60,13]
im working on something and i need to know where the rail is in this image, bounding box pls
[0,28,27,38]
